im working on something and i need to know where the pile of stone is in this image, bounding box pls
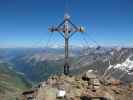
[20,70,133,100]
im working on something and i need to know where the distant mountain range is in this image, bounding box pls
[71,47,133,83]
[0,47,133,84]
[0,47,81,83]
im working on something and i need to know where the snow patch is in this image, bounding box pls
[107,57,133,75]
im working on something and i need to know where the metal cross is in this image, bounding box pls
[49,14,85,75]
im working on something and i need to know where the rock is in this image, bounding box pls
[82,70,97,82]
[37,87,57,100]
[21,74,133,100]
[66,88,83,99]
[93,79,101,89]
[104,92,115,100]
[128,83,133,91]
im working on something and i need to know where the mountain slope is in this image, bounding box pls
[0,62,31,100]
[71,47,133,82]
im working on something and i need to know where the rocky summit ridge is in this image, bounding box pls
[20,70,133,100]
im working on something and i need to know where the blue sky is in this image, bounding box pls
[0,0,133,48]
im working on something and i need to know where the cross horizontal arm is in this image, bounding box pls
[57,20,65,29]
[67,19,79,30]
[49,27,65,38]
